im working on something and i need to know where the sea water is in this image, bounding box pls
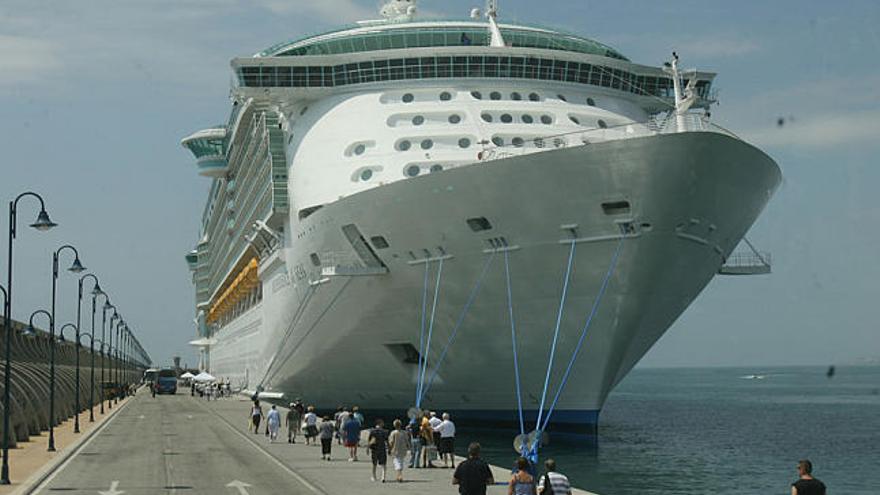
[462,366,878,494]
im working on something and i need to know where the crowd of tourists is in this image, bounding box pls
[242,399,573,493]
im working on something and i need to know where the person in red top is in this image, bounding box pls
[791,459,826,495]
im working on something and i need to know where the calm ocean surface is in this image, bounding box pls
[459,366,879,494]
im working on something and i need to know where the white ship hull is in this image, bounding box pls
[206,131,780,434]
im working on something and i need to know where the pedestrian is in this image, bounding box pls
[388,419,412,483]
[334,406,347,445]
[250,400,263,434]
[342,411,362,461]
[303,405,319,445]
[267,405,281,443]
[286,402,301,444]
[436,412,456,468]
[319,415,335,460]
[536,458,571,495]
[352,405,364,425]
[420,412,437,468]
[791,459,826,495]
[367,418,389,482]
[508,457,536,495]
[429,411,442,448]
[407,418,422,468]
[452,442,494,495]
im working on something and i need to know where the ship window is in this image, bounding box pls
[501,114,513,123]
[490,91,502,100]
[512,137,524,147]
[492,136,504,146]
[370,236,390,249]
[481,113,493,123]
[402,93,414,103]
[406,165,420,177]
[528,92,541,101]
[430,164,443,173]
[569,116,580,125]
[511,92,522,101]
[458,137,471,148]
[354,144,366,155]
[534,137,545,148]
[360,169,373,181]
[601,200,631,215]
[448,114,462,124]
[521,114,534,124]
[471,91,483,100]
[310,253,321,266]
[467,217,493,232]
[412,115,425,126]
[598,119,608,128]
[557,94,567,101]
[384,343,421,364]
[541,115,553,124]
[398,140,412,151]
[586,97,596,106]
[439,91,452,101]
[420,139,434,150]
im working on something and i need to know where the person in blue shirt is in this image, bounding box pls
[343,413,362,461]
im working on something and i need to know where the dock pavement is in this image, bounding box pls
[28,391,599,494]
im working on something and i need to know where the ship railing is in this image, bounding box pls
[478,112,741,163]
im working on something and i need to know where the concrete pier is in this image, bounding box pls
[28,392,599,494]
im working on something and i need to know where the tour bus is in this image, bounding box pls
[155,369,178,395]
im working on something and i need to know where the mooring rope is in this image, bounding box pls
[504,249,527,453]
[415,260,432,406]
[416,257,444,409]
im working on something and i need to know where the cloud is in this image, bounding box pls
[0,35,63,86]
[682,38,760,58]
[739,109,880,149]
[255,0,374,23]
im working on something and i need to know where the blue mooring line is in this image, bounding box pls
[504,249,527,452]
[416,257,444,409]
[415,260,431,406]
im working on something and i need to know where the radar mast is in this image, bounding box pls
[380,0,418,22]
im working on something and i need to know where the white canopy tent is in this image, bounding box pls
[180,372,196,379]
[193,371,216,382]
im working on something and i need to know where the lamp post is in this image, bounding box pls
[89,292,109,421]
[77,332,98,423]
[49,245,86,452]
[25,311,55,451]
[3,192,56,484]
[114,320,124,403]
[101,304,116,413]
[107,312,119,410]
[73,274,101,433]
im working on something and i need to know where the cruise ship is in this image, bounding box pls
[181,0,781,436]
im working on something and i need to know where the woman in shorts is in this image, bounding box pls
[388,419,412,483]
[303,406,319,445]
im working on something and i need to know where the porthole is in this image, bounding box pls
[492,136,504,146]
[430,164,443,173]
[501,114,513,123]
[449,114,461,124]
[586,97,596,106]
[421,139,434,150]
[490,91,502,100]
[540,115,553,125]
[360,169,373,181]
[512,137,524,147]
[471,91,483,100]
[528,92,540,102]
[398,140,412,151]
[598,119,608,129]
[553,138,566,148]
[412,115,425,126]
[569,116,580,125]
[534,138,545,148]
[440,91,452,101]
[354,144,366,155]
[521,114,534,124]
[458,138,471,148]
[406,165,420,177]
[481,113,493,123]
[511,92,522,101]
[557,94,567,102]
[402,93,414,103]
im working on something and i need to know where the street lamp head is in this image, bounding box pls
[91,282,104,296]
[68,257,86,273]
[103,300,114,311]
[22,325,37,338]
[30,209,58,232]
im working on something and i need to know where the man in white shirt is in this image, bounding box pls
[434,412,456,468]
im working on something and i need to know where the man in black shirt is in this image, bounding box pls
[453,442,494,495]
[792,459,826,495]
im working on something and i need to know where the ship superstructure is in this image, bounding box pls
[182,0,780,435]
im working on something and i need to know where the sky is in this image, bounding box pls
[0,0,878,369]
